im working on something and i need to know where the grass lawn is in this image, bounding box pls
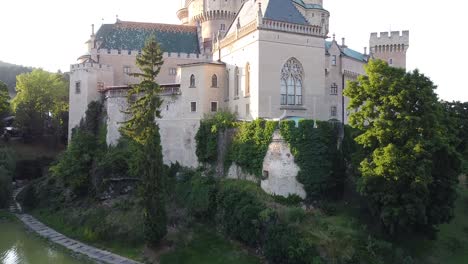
[160,226,261,264]
[32,208,145,262]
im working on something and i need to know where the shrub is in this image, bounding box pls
[0,147,15,208]
[188,175,217,219]
[215,179,269,246]
[273,194,304,206]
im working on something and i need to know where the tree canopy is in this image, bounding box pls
[344,60,460,236]
[12,69,68,139]
[0,81,10,118]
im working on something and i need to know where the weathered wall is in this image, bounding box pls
[226,163,259,184]
[261,130,306,198]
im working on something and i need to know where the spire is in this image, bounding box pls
[257,1,263,25]
[91,24,95,36]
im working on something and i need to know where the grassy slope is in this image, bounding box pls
[409,187,468,264]
[160,226,260,264]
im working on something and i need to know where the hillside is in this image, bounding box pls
[0,60,33,96]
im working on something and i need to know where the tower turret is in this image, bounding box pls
[370,31,409,69]
[178,0,243,52]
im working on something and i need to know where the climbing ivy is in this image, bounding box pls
[227,119,278,177]
[195,111,236,164]
[280,120,344,201]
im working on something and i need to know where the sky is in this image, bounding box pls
[0,0,467,101]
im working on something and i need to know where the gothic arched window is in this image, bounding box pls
[245,62,250,96]
[190,74,196,87]
[212,74,218,87]
[234,66,240,98]
[281,58,303,105]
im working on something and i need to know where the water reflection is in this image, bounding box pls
[0,219,86,264]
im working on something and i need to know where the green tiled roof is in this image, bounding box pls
[96,21,200,54]
[292,0,325,10]
[325,41,367,62]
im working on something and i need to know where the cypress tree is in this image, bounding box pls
[120,35,167,244]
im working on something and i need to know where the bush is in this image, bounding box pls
[0,147,15,208]
[188,175,217,219]
[215,179,270,246]
[264,223,318,264]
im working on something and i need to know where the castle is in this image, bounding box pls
[69,0,409,169]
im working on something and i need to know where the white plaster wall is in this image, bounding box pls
[105,90,128,145]
[227,163,259,184]
[257,30,326,120]
[219,30,259,119]
[68,64,113,140]
[261,130,306,198]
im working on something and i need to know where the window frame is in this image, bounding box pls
[75,81,81,94]
[280,58,304,106]
[211,101,218,112]
[190,101,197,112]
[189,74,196,88]
[211,74,218,88]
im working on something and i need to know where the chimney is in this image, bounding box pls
[341,37,346,47]
[364,47,367,55]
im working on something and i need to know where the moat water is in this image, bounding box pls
[0,217,87,264]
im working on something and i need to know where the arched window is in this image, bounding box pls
[234,66,240,98]
[225,70,230,100]
[281,58,303,105]
[245,62,250,96]
[190,74,196,87]
[211,74,218,87]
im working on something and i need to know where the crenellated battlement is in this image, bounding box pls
[70,62,112,72]
[370,31,409,46]
[190,10,237,24]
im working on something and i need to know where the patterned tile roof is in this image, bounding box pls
[96,21,200,54]
[292,0,325,10]
[264,0,309,25]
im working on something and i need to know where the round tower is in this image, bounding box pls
[177,0,243,51]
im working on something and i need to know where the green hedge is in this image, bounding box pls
[227,120,278,177]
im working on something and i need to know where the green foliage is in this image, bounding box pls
[272,194,304,206]
[0,147,15,208]
[188,176,217,219]
[12,69,68,139]
[120,35,167,244]
[0,81,10,121]
[227,119,278,177]
[50,101,104,196]
[441,101,468,173]
[344,59,460,235]
[195,111,236,164]
[280,119,344,200]
[0,60,32,94]
[215,179,269,246]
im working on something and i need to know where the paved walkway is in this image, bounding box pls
[10,188,143,264]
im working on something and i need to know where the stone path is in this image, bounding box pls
[10,188,143,264]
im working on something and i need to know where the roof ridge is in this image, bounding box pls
[116,20,197,33]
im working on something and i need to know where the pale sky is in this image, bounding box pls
[0,0,466,101]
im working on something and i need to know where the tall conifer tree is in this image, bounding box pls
[121,35,167,244]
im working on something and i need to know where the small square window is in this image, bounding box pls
[211,101,218,112]
[190,102,197,112]
[330,106,337,117]
[123,66,131,74]
[169,68,177,76]
[75,81,81,94]
[332,55,337,66]
[330,83,338,95]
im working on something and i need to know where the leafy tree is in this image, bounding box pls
[120,35,167,244]
[12,69,68,140]
[441,101,468,172]
[0,81,10,129]
[344,60,460,235]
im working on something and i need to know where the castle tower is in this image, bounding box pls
[177,0,243,52]
[369,31,409,69]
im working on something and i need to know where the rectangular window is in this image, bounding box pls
[330,106,337,117]
[211,101,218,112]
[220,24,226,31]
[332,55,337,66]
[190,102,197,112]
[123,66,131,74]
[75,81,81,94]
[330,83,338,95]
[169,68,177,76]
